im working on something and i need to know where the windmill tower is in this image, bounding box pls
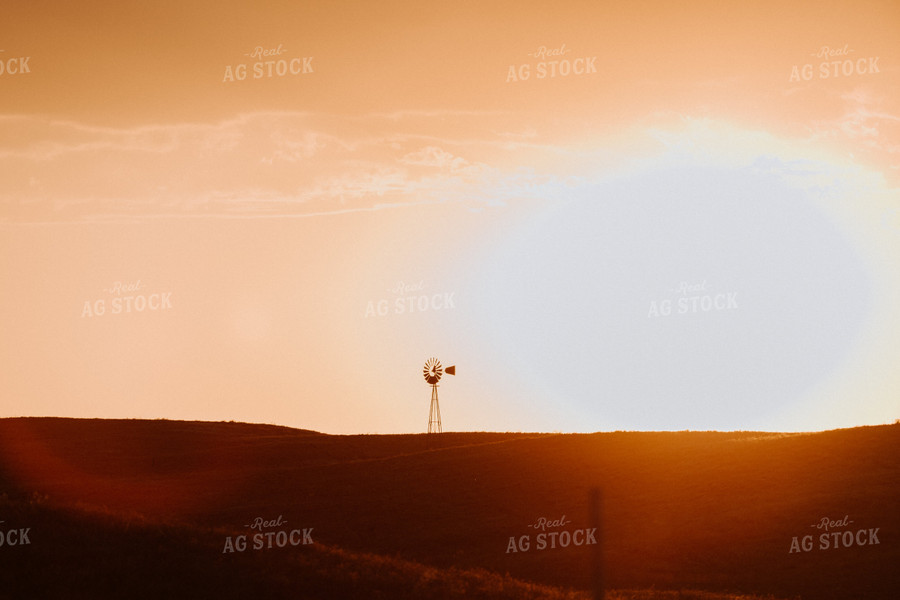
[423,357,455,433]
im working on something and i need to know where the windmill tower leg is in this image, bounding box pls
[428,384,442,433]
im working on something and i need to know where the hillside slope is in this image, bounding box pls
[1,418,897,599]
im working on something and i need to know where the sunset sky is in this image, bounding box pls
[2,0,898,434]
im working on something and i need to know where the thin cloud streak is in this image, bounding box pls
[3,110,897,224]
[0,110,584,223]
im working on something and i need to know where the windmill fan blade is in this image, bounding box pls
[445,365,455,376]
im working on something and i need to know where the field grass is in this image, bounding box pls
[1,418,897,598]
[0,494,791,600]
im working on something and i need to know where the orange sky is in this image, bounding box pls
[2,0,898,433]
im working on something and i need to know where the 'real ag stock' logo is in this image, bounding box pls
[789,43,881,82]
[647,279,738,318]
[222,43,313,82]
[80,279,173,318]
[222,514,314,554]
[505,43,598,83]
[789,514,881,553]
[0,49,31,76]
[364,280,457,318]
[505,514,597,554]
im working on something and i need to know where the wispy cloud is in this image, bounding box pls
[2,107,897,224]
[0,110,581,223]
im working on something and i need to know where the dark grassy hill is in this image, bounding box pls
[0,492,594,600]
[1,418,897,599]
[0,494,793,600]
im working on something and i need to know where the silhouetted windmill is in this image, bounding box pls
[423,357,455,433]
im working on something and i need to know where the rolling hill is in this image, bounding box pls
[0,418,897,599]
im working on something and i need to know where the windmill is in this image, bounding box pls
[423,357,455,433]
